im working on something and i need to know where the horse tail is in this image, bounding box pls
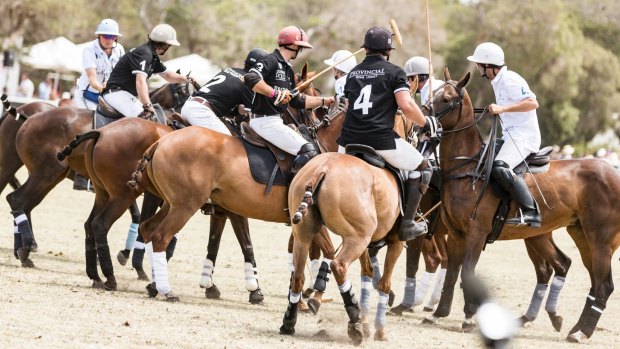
[56,130,101,161]
[1,94,27,122]
[292,171,326,224]
[127,141,160,192]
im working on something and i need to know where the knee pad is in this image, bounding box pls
[491,160,514,189]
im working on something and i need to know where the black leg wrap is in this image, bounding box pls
[341,288,361,323]
[85,246,100,280]
[569,291,594,335]
[580,299,606,338]
[12,211,34,250]
[132,247,145,269]
[313,261,331,292]
[280,301,299,335]
[96,244,114,278]
[166,236,177,261]
[13,226,22,259]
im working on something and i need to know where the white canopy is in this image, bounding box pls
[21,36,82,73]
[150,53,220,88]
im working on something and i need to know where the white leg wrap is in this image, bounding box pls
[289,290,301,303]
[309,259,321,288]
[134,241,145,249]
[145,242,154,279]
[360,275,373,314]
[199,258,214,288]
[414,271,434,306]
[244,262,259,291]
[427,268,447,306]
[374,291,389,330]
[151,251,171,295]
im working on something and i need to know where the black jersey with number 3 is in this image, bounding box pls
[193,67,253,117]
[105,43,167,96]
[339,55,409,150]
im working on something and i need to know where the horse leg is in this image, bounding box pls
[373,235,404,341]
[459,234,486,332]
[331,238,371,345]
[358,250,373,339]
[200,211,226,299]
[425,230,466,325]
[84,192,107,288]
[8,176,22,190]
[424,228,449,311]
[307,226,335,315]
[117,201,140,266]
[389,237,423,316]
[519,236,553,326]
[91,197,136,291]
[366,245,396,307]
[132,191,162,280]
[228,211,264,304]
[544,238,571,331]
[7,172,66,267]
[416,237,440,310]
[303,240,321,298]
[566,225,615,343]
[279,226,312,336]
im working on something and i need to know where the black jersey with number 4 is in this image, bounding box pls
[339,55,409,150]
[193,67,253,117]
[105,43,167,96]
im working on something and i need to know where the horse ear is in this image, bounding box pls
[176,69,181,74]
[444,66,452,81]
[301,62,308,80]
[457,72,471,90]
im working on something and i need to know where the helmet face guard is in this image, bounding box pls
[361,27,394,51]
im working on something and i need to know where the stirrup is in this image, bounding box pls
[505,208,541,228]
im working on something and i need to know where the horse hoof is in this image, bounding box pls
[165,292,180,302]
[249,288,264,304]
[548,312,563,332]
[302,288,314,299]
[279,324,295,335]
[17,248,35,268]
[92,279,105,289]
[422,315,439,325]
[20,257,35,268]
[373,329,388,341]
[362,322,371,339]
[30,241,39,253]
[518,315,530,327]
[299,299,310,313]
[135,267,149,281]
[423,306,435,312]
[307,298,321,315]
[461,319,477,332]
[204,284,221,299]
[567,330,588,343]
[388,290,395,307]
[104,279,117,291]
[146,282,158,298]
[117,250,129,266]
[388,304,412,316]
[347,322,364,346]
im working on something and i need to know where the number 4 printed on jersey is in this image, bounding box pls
[353,85,373,115]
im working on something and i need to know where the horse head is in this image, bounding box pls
[150,74,199,112]
[422,67,472,132]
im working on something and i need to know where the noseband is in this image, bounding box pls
[168,81,191,112]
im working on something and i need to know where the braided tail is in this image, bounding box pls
[57,130,101,161]
[127,142,160,191]
[1,94,27,122]
[292,172,326,224]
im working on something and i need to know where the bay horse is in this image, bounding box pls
[128,100,348,302]
[7,82,194,268]
[423,67,620,343]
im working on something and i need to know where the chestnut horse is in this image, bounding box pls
[7,82,193,268]
[423,68,620,343]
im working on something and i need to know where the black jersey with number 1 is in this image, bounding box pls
[192,67,253,117]
[105,43,167,96]
[339,55,409,150]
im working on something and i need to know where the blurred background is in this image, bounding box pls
[0,0,619,159]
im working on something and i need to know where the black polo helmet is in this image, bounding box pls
[244,48,269,70]
[361,27,395,51]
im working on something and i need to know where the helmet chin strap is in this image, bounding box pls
[283,45,301,59]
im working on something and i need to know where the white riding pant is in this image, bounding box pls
[496,136,537,169]
[72,94,97,111]
[102,90,142,118]
[338,137,424,171]
[181,100,231,136]
[249,115,307,155]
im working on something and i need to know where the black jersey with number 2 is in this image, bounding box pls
[105,43,167,96]
[193,67,253,117]
[339,55,409,150]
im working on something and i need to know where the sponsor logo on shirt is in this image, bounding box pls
[275,70,286,81]
[349,68,386,79]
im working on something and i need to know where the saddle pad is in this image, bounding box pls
[94,104,167,129]
[241,139,287,186]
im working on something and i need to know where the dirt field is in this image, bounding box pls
[1,172,619,348]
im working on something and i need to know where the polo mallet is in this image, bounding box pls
[291,19,403,98]
[424,0,434,112]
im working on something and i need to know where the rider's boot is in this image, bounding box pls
[292,143,319,174]
[398,162,433,241]
[505,176,541,227]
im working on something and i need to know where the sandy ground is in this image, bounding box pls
[0,170,619,349]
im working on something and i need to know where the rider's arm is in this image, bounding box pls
[135,74,151,106]
[160,70,189,84]
[396,90,426,127]
[86,68,104,92]
[488,97,538,115]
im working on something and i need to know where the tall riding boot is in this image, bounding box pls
[292,143,319,173]
[399,168,432,241]
[505,176,541,227]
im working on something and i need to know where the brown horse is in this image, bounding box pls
[423,68,620,343]
[7,82,193,268]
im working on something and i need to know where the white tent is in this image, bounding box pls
[149,53,220,88]
[21,36,82,73]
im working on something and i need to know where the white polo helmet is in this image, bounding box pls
[149,24,180,46]
[95,18,122,37]
[467,42,505,66]
[324,50,357,74]
[404,56,430,76]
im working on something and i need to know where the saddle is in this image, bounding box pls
[94,97,166,129]
[239,122,295,194]
[486,144,553,246]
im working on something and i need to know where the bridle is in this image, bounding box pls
[168,81,191,112]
